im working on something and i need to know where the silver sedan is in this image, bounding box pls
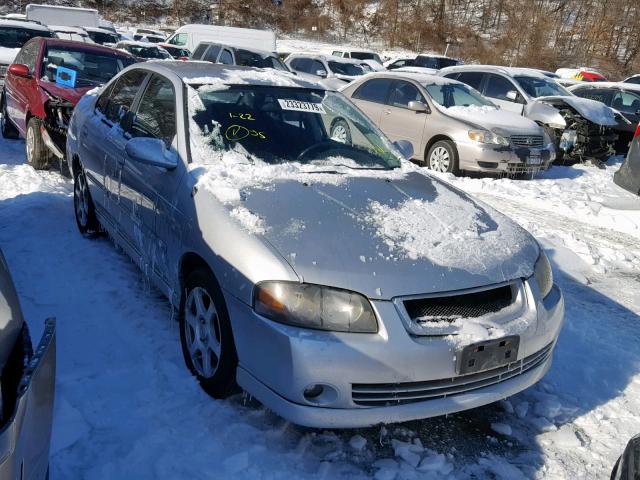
[67,61,564,428]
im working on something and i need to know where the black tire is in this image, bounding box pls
[330,118,352,145]
[180,268,238,398]
[25,117,53,169]
[426,140,459,174]
[1,92,18,139]
[73,166,100,234]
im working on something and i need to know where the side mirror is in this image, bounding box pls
[506,90,519,101]
[8,64,31,79]
[125,137,177,170]
[408,100,429,113]
[316,69,328,78]
[394,139,414,160]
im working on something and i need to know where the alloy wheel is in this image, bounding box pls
[74,172,89,227]
[184,287,222,379]
[430,146,450,172]
[26,125,35,164]
[332,124,349,144]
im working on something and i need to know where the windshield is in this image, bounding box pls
[190,85,401,169]
[0,26,52,48]
[514,76,571,98]
[126,45,171,59]
[350,52,382,63]
[88,31,119,45]
[235,49,289,71]
[42,47,135,87]
[424,82,495,108]
[328,61,364,77]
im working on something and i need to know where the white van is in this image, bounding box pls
[25,4,99,28]
[166,24,276,53]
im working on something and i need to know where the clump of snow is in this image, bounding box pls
[229,207,268,235]
[348,434,367,451]
[364,180,535,276]
[491,422,513,437]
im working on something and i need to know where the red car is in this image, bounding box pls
[1,38,135,170]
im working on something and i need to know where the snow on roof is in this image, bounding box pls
[195,42,275,57]
[182,63,321,90]
[439,64,550,79]
[0,19,51,31]
[286,52,366,65]
[568,81,640,93]
[370,70,460,86]
[51,25,89,33]
[117,40,164,48]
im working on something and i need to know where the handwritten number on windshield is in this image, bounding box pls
[225,124,266,141]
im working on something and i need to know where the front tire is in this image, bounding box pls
[427,140,459,174]
[180,268,238,398]
[25,117,52,169]
[1,93,18,139]
[73,166,100,234]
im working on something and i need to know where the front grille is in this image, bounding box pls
[403,285,513,323]
[351,342,553,406]
[510,135,544,148]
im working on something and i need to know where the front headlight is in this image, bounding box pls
[468,129,510,146]
[532,251,553,299]
[253,281,378,333]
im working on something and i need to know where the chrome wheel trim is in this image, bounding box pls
[429,146,450,172]
[74,171,89,227]
[26,125,35,163]
[184,287,221,379]
[331,123,348,144]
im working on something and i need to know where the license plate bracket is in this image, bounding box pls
[456,336,520,375]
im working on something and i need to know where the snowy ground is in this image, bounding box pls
[1,131,640,479]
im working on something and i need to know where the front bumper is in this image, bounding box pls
[229,282,564,428]
[455,140,556,175]
[0,319,56,478]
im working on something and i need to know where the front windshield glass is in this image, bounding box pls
[42,47,134,87]
[127,45,171,59]
[424,82,495,108]
[351,52,382,63]
[191,85,401,169]
[235,49,288,71]
[514,76,570,98]
[328,61,364,77]
[0,26,52,48]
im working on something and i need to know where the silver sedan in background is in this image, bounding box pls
[67,61,563,428]
[340,72,556,176]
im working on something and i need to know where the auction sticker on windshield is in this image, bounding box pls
[278,99,326,114]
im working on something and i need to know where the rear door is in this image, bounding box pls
[349,78,393,125]
[379,80,428,157]
[483,73,525,114]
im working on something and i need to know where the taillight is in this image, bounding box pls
[635,123,640,139]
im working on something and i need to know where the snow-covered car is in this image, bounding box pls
[331,48,383,66]
[285,53,366,89]
[0,19,53,86]
[66,61,564,428]
[569,81,640,154]
[0,247,56,479]
[190,42,288,71]
[341,72,555,175]
[115,40,172,62]
[133,28,165,43]
[440,65,622,162]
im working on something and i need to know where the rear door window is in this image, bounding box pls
[103,69,148,123]
[485,74,517,100]
[352,78,393,104]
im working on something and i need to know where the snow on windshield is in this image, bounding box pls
[364,181,535,277]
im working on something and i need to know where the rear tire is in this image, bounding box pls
[1,93,18,139]
[73,166,100,234]
[427,140,459,174]
[180,268,238,398]
[25,117,52,169]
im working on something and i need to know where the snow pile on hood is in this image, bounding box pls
[539,96,618,126]
[364,181,536,277]
[443,105,537,131]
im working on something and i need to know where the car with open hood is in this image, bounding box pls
[1,37,135,169]
[440,65,624,162]
[66,61,564,428]
[0,247,56,479]
[340,71,556,176]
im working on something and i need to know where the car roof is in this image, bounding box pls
[195,42,275,57]
[357,71,464,87]
[439,64,550,79]
[50,25,88,33]
[0,18,51,31]
[136,61,321,89]
[84,26,116,33]
[287,53,364,65]
[568,81,640,93]
[118,40,163,48]
[43,38,134,57]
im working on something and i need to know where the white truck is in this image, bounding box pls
[166,24,276,53]
[25,4,100,28]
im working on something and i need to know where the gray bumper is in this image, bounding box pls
[229,282,564,428]
[456,140,556,174]
[0,319,56,479]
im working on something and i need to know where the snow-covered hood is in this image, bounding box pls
[441,105,542,135]
[0,47,20,66]
[232,171,538,299]
[532,95,618,126]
